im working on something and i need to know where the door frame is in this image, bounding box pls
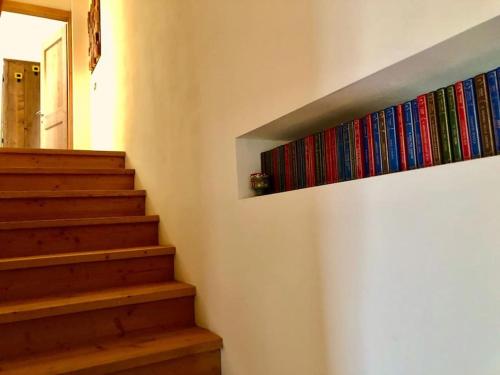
[1,0,73,149]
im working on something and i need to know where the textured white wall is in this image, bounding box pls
[76,1,500,373]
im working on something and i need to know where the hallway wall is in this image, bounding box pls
[73,1,500,374]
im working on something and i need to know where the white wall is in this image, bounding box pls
[70,0,90,148]
[74,1,500,374]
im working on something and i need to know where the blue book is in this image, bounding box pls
[336,126,345,182]
[361,117,370,174]
[343,124,353,180]
[411,99,424,167]
[371,113,382,175]
[463,78,482,158]
[403,101,417,169]
[487,69,500,154]
[385,107,400,173]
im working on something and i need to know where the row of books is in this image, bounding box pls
[261,67,500,193]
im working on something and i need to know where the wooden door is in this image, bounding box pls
[1,59,41,148]
[41,24,67,149]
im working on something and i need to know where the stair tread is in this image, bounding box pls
[0,215,159,230]
[0,281,195,324]
[0,190,146,199]
[0,148,125,157]
[0,245,175,271]
[0,326,222,374]
[0,168,134,174]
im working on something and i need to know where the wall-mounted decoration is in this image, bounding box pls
[88,0,101,72]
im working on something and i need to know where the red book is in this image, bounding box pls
[305,135,316,187]
[365,114,376,176]
[417,94,434,167]
[454,81,472,160]
[396,104,408,171]
[272,148,280,192]
[284,143,293,191]
[354,119,365,178]
[325,128,337,184]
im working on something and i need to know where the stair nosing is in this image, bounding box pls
[0,148,126,157]
[0,190,146,199]
[0,245,175,271]
[0,282,195,324]
[0,215,159,230]
[0,168,134,175]
[0,327,222,374]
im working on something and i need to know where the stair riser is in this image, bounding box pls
[0,174,134,191]
[0,256,174,302]
[0,222,158,258]
[111,350,221,375]
[0,154,125,169]
[0,196,145,221]
[0,297,194,360]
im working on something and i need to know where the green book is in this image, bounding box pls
[426,92,442,165]
[445,86,463,162]
[436,88,452,163]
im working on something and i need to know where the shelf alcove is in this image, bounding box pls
[236,14,500,199]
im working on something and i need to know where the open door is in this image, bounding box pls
[40,24,67,149]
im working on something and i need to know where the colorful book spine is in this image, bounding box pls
[314,132,326,186]
[463,78,482,158]
[290,141,299,190]
[371,112,383,175]
[474,74,495,157]
[426,92,442,165]
[445,86,463,161]
[396,104,408,171]
[348,121,356,178]
[378,110,389,174]
[417,95,434,167]
[324,128,336,183]
[278,145,286,192]
[364,114,376,176]
[384,106,400,173]
[361,117,369,176]
[284,143,293,191]
[320,132,326,182]
[272,148,280,192]
[412,99,424,167]
[436,88,453,163]
[305,135,316,187]
[403,101,417,169]
[354,119,365,178]
[486,69,500,154]
[455,82,472,160]
[343,124,353,180]
[336,126,345,182]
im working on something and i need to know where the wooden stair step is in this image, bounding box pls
[0,216,159,257]
[0,168,135,191]
[0,245,175,271]
[0,281,195,324]
[0,190,146,221]
[0,246,176,302]
[0,215,158,230]
[0,148,125,169]
[0,327,222,375]
[0,168,134,174]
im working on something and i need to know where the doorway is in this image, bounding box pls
[0,2,72,149]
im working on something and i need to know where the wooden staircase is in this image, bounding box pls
[0,148,222,374]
